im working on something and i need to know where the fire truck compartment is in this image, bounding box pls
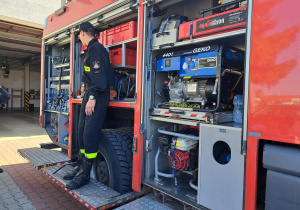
[143,173,207,210]
[263,144,300,210]
[18,147,70,169]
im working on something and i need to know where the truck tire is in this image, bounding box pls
[117,127,134,139]
[96,129,133,193]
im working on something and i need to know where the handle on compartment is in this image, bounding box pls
[169,109,185,115]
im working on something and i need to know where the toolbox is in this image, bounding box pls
[178,6,247,40]
[109,47,137,68]
[99,21,137,46]
[152,15,188,49]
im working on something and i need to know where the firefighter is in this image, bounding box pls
[65,22,113,190]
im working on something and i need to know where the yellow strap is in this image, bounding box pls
[80,149,86,154]
[183,76,191,80]
[84,66,90,72]
[85,153,97,159]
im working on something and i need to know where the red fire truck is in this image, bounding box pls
[18,0,300,209]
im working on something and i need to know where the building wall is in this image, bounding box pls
[0,69,41,109]
[0,0,62,25]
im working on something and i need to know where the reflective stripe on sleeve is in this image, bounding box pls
[80,149,86,154]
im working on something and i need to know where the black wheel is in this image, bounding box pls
[96,129,133,193]
[117,127,134,139]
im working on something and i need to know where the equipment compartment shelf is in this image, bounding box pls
[70,98,136,108]
[105,37,137,49]
[52,76,70,81]
[50,84,69,89]
[152,29,246,51]
[44,110,60,114]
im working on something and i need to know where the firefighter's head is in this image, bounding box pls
[79,22,96,47]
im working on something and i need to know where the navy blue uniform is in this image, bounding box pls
[78,38,113,159]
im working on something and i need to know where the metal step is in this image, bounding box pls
[41,164,138,210]
[18,147,70,169]
[115,194,180,210]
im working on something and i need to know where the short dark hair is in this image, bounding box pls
[86,28,95,37]
[80,22,96,37]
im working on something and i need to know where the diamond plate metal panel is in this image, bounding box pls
[43,164,126,209]
[18,147,70,168]
[116,194,174,210]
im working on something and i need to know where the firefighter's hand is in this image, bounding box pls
[85,99,96,116]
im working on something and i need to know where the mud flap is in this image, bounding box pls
[42,164,137,210]
[18,147,70,169]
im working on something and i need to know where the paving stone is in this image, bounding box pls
[13,192,26,199]
[0,188,9,195]
[0,193,13,199]
[3,197,17,205]
[6,203,22,210]
[11,188,23,194]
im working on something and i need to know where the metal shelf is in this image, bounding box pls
[62,112,69,116]
[52,76,70,81]
[44,110,60,114]
[70,98,136,108]
[54,63,70,69]
[112,65,136,70]
[44,110,69,116]
[149,116,200,126]
[80,38,138,55]
[108,99,136,108]
[50,84,69,89]
[105,37,138,48]
[152,29,246,51]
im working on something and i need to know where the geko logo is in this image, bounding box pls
[206,57,216,62]
[193,46,211,53]
[162,52,174,57]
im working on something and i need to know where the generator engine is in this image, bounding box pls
[168,135,198,171]
[168,148,190,170]
[167,76,217,106]
[156,44,244,110]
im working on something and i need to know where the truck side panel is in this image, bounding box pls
[43,0,118,36]
[246,0,300,209]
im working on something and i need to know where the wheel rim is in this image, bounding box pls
[96,152,110,186]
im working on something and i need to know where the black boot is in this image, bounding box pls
[63,154,84,180]
[66,158,93,190]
